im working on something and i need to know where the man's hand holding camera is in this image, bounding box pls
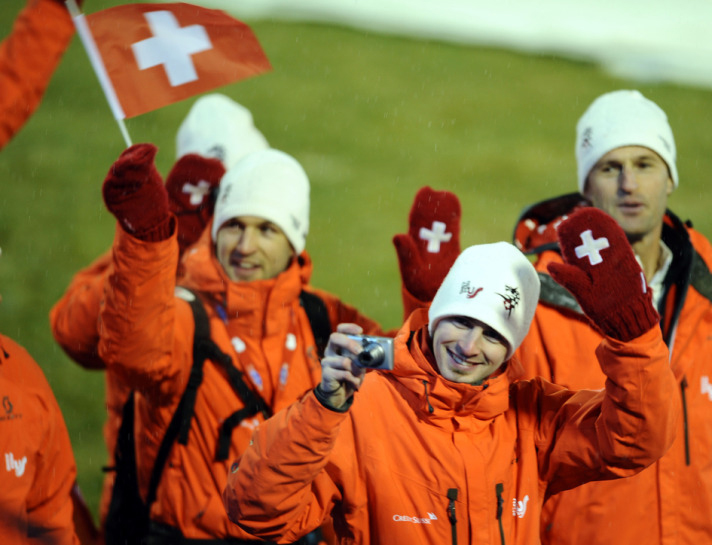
[317,324,368,410]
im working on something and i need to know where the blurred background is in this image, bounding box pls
[1,0,711,520]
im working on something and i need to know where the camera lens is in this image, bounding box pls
[357,342,385,368]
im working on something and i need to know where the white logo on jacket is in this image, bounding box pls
[702,376,712,401]
[5,453,27,477]
[392,514,433,524]
[512,495,529,518]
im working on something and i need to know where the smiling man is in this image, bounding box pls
[513,90,712,544]
[223,208,679,545]
[96,144,384,542]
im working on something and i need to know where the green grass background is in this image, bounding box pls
[2,0,711,521]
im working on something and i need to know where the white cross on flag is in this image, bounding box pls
[81,3,271,119]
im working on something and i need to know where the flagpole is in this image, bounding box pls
[64,0,132,147]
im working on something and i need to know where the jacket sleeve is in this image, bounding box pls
[0,0,75,149]
[50,250,112,370]
[530,326,679,497]
[224,391,349,543]
[25,371,80,545]
[98,225,190,404]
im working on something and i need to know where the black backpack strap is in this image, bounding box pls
[299,290,332,358]
[177,292,217,445]
[171,289,334,463]
[213,362,272,461]
[145,290,221,506]
[104,390,151,545]
[174,288,272,462]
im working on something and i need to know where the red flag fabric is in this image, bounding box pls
[85,3,271,119]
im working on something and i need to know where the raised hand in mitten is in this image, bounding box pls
[547,208,659,341]
[165,153,225,254]
[393,186,462,303]
[102,143,172,242]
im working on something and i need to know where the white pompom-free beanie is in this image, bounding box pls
[576,90,677,192]
[428,242,541,360]
[212,149,310,254]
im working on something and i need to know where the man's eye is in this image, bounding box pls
[452,317,471,328]
[483,329,504,344]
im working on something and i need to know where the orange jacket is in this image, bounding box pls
[0,0,75,149]
[98,223,383,540]
[514,196,712,545]
[49,250,133,526]
[225,308,678,545]
[0,334,79,545]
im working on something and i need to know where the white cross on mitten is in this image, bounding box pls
[165,153,225,254]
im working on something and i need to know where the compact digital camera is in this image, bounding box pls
[344,335,394,370]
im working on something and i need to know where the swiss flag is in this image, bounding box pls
[84,3,271,118]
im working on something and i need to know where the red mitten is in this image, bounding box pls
[165,154,225,253]
[393,186,461,302]
[547,208,659,341]
[102,143,172,242]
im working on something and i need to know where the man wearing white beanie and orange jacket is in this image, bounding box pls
[49,94,269,538]
[512,90,712,543]
[224,207,679,544]
[93,142,396,544]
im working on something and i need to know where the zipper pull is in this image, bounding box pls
[447,488,458,545]
[496,483,504,519]
[447,488,458,524]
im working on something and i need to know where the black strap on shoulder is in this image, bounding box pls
[299,290,331,358]
[217,291,332,460]
[179,289,273,462]
[214,360,272,460]
[176,293,219,445]
[166,289,334,464]
[144,290,216,507]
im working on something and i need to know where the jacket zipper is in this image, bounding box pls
[680,376,691,465]
[447,488,458,545]
[495,483,506,545]
[423,380,434,413]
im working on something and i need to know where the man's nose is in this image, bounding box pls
[236,228,257,253]
[458,327,484,356]
[619,164,638,192]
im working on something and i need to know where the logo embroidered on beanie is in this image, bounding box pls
[581,127,593,149]
[459,281,482,299]
[497,285,521,318]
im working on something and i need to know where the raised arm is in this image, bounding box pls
[0,0,79,149]
[536,208,679,494]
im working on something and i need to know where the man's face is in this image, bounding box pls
[431,316,509,385]
[583,146,674,244]
[215,216,295,282]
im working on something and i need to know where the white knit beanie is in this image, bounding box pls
[428,242,540,360]
[575,90,677,193]
[211,149,310,254]
[176,93,269,170]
